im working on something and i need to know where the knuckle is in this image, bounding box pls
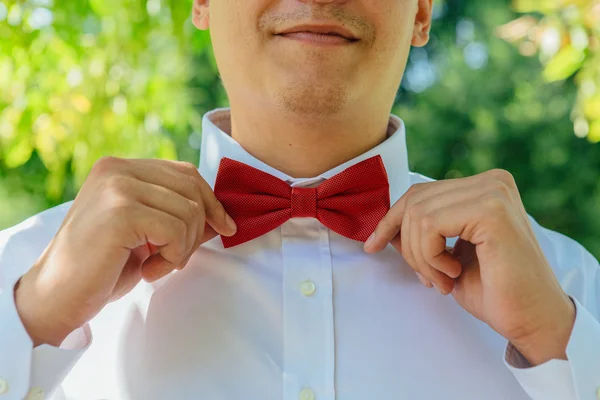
[421,214,435,231]
[489,177,514,199]
[173,220,189,258]
[489,169,515,186]
[103,176,131,207]
[178,161,199,174]
[491,179,510,196]
[423,253,436,266]
[405,196,418,212]
[175,217,188,235]
[188,200,205,220]
[409,203,425,220]
[107,201,136,224]
[480,194,507,216]
[187,174,204,195]
[104,174,128,190]
[92,156,123,176]
[406,183,424,196]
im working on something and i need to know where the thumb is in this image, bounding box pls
[199,223,220,245]
[201,190,237,237]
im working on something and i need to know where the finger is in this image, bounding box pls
[364,193,407,253]
[409,205,456,294]
[127,205,190,275]
[173,224,220,271]
[126,159,237,237]
[125,177,205,259]
[389,231,402,252]
[390,231,432,288]
[193,171,238,238]
[366,175,502,252]
[416,272,433,288]
[157,160,238,238]
[168,224,219,279]
[180,199,233,264]
[382,212,421,286]
[401,208,417,270]
[200,223,219,244]
[150,160,238,237]
[388,223,434,290]
[364,181,453,252]
[429,197,495,245]
[405,184,492,278]
[408,198,464,279]
[429,250,463,279]
[174,253,193,271]
[142,254,178,282]
[404,173,501,208]
[409,203,427,275]
[423,268,455,295]
[419,211,463,280]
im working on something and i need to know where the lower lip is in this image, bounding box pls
[277,32,356,46]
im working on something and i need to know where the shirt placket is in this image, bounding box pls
[281,180,336,400]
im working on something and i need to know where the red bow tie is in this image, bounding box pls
[213,155,390,248]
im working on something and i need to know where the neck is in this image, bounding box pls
[228,103,392,179]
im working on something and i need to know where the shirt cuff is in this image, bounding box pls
[0,276,91,400]
[30,324,92,396]
[504,297,600,400]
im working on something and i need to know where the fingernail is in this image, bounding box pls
[226,215,237,233]
[416,272,428,287]
[365,232,376,249]
[433,284,448,295]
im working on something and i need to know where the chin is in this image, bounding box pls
[273,76,349,119]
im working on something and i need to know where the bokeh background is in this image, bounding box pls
[1,0,599,257]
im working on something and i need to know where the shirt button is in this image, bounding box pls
[299,387,315,400]
[300,280,316,296]
[0,378,7,394]
[25,387,44,400]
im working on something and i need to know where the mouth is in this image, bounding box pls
[275,24,359,45]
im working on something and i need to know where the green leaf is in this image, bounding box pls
[4,138,33,168]
[588,120,600,143]
[542,46,585,81]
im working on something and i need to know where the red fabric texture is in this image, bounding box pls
[213,155,391,248]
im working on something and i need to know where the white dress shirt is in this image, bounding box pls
[0,108,599,400]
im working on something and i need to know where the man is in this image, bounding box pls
[0,0,599,399]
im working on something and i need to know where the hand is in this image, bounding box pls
[364,169,576,365]
[14,157,237,347]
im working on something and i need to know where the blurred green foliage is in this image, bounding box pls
[0,0,599,258]
[0,0,225,209]
[499,0,600,142]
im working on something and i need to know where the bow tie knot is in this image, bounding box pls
[291,187,318,218]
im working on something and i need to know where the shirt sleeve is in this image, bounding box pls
[0,275,92,400]
[503,217,600,400]
[0,202,91,400]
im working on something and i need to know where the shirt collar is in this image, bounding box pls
[198,108,411,204]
